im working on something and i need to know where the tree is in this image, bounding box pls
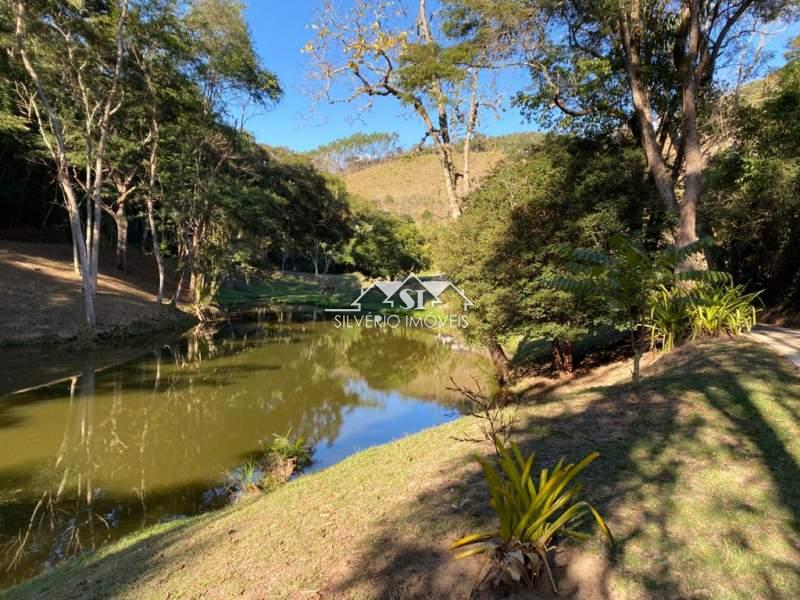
[704,41,800,306]
[438,135,664,381]
[553,235,728,385]
[126,0,194,302]
[165,0,282,308]
[343,202,430,278]
[449,0,799,257]
[305,0,496,219]
[308,132,401,173]
[12,0,130,328]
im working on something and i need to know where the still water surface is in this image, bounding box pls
[0,317,492,589]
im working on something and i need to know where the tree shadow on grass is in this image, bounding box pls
[326,339,800,599]
[6,339,800,599]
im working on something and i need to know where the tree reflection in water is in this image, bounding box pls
[0,318,492,588]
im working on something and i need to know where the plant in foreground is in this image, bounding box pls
[451,438,612,593]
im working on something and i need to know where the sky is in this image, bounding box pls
[243,1,800,153]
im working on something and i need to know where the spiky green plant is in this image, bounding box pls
[687,282,761,339]
[648,285,691,353]
[647,281,761,352]
[267,428,313,468]
[451,438,612,593]
[224,459,263,496]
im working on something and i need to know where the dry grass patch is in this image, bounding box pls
[343,151,503,222]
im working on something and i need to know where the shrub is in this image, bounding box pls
[648,281,761,352]
[451,438,612,593]
[224,459,263,497]
[648,285,691,352]
[687,282,761,339]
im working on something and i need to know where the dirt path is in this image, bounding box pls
[751,325,800,366]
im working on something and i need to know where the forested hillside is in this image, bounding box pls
[0,0,431,332]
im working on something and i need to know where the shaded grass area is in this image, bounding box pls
[216,271,455,321]
[216,271,365,310]
[510,326,627,371]
[5,338,800,599]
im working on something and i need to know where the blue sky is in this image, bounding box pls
[243,2,800,153]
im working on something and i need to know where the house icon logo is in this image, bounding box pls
[326,274,473,313]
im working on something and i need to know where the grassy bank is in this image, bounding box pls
[216,271,365,309]
[216,271,456,322]
[5,338,800,599]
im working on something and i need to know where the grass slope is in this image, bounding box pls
[216,271,365,309]
[0,241,188,346]
[217,271,457,322]
[343,151,503,222]
[6,338,800,599]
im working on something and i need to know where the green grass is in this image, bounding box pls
[6,338,800,599]
[216,271,365,309]
[216,271,455,322]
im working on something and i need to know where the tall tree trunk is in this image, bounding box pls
[439,148,462,220]
[63,183,97,328]
[145,193,164,303]
[462,67,479,197]
[618,14,679,216]
[676,0,704,262]
[487,337,511,385]
[15,0,95,328]
[87,0,128,294]
[170,259,189,307]
[71,231,80,274]
[85,193,93,280]
[416,0,463,220]
[138,59,165,304]
[113,203,127,271]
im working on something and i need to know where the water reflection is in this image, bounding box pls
[0,319,492,588]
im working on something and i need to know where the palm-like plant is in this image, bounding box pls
[550,234,729,384]
[451,439,612,593]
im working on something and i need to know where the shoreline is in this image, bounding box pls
[6,339,800,599]
[0,305,197,349]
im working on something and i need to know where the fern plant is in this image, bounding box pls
[550,234,728,383]
[451,438,612,593]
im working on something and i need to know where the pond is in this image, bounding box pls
[0,314,493,589]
